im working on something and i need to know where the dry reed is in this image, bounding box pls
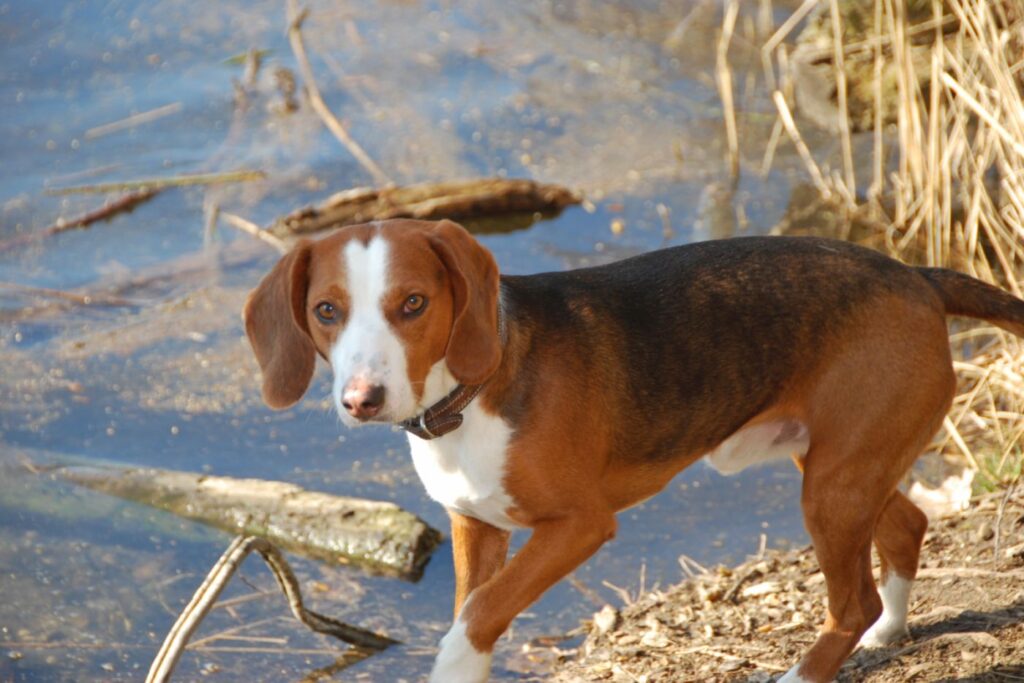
[762,0,1024,488]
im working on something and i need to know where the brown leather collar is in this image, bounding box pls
[400,305,506,441]
[400,382,485,440]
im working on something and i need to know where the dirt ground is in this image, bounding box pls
[547,488,1024,682]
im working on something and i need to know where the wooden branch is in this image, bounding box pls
[61,465,442,580]
[146,535,397,683]
[285,0,392,187]
[84,102,183,140]
[45,169,266,195]
[272,178,582,237]
[0,189,159,253]
[220,211,288,253]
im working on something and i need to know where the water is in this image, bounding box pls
[0,1,820,680]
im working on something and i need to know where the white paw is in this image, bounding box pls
[428,618,492,683]
[857,618,909,649]
[858,574,912,649]
[776,665,815,682]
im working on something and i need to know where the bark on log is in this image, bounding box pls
[270,177,582,237]
[61,466,441,581]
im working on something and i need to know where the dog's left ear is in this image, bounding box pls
[428,220,502,385]
[243,241,317,409]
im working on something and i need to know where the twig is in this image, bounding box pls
[187,616,282,649]
[942,415,981,470]
[145,536,397,683]
[772,90,831,198]
[722,563,762,603]
[568,574,606,608]
[0,281,138,308]
[285,0,392,187]
[46,169,266,195]
[940,71,1024,161]
[716,0,741,181]
[601,579,635,607]
[993,476,1020,564]
[829,0,856,200]
[678,554,709,579]
[220,211,288,253]
[0,189,160,253]
[84,103,183,140]
[762,0,820,56]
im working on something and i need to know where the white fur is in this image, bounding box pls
[859,574,912,648]
[704,419,809,475]
[429,603,492,683]
[776,667,816,682]
[329,236,417,425]
[408,364,520,531]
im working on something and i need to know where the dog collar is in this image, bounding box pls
[400,303,506,440]
[400,382,485,440]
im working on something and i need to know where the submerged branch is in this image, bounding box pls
[146,535,397,683]
[46,169,266,195]
[286,0,392,187]
[0,189,160,253]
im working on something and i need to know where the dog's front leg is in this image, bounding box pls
[430,510,616,683]
[449,511,510,618]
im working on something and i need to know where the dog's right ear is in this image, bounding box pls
[243,241,316,409]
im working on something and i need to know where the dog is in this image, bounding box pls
[243,218,1024,682]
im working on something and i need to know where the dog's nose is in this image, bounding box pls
[342,380,386,419]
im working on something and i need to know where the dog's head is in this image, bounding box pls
[243,219,502,426]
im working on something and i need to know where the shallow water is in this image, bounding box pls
[0,1,823,680]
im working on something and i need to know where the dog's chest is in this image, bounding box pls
[407,402,520,531]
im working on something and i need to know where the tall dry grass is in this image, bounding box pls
[758,0,1024,489]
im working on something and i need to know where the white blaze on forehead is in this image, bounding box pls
[329,235,415,423]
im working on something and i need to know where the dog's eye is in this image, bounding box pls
[403,294,427,315]
[314,301,338,324]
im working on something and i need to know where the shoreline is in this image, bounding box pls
[547,488,1024,682]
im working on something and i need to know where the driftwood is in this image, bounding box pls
[0,189,160,253]
[270,178,582,237]
[62,466,441,580]
[146,535,397,683]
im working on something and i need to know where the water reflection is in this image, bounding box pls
[0,0,815,680]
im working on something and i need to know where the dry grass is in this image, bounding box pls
[758,0,1024,489]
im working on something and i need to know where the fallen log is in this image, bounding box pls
[270,177,582,237]
[61,465,441,581]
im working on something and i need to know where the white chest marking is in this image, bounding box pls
[408,388,519,531]
[329,236,416,424]
[703,419,809,475]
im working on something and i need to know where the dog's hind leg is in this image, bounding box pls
[779,448,885,683]
[858,490,928,648]
[779,301,956,682]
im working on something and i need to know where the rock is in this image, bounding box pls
[593,605,620,637]
[742,580,783,598]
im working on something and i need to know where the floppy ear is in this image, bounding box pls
[243,241,316,409]
[428,220,502,385]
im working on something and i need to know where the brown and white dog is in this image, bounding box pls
[244,218,1024,682]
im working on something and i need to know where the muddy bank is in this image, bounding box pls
[549,489,1024,682]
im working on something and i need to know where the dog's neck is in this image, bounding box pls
[401,302,508,440]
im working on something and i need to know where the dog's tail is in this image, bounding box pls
[917,267,1024,337]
